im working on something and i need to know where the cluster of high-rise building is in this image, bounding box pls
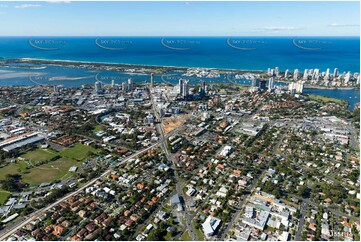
[94,78,134,93]
[179,79,189,98]
[177,79,207,99]
[282,67,358,84]
[94,81,102,93]
[288,80,304,94]
[150,73,154,88]
[53,85,63,93]
[267,67,279,77]
[199,80,207,97]
[267,66,359,88]
[250,78,274,93]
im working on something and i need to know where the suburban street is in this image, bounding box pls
[0,140,163,241]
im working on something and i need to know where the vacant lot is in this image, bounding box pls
[22,157,78,185]
[59,143,99,161]
[164,114,192,134]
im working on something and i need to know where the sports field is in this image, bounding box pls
[0,143,97,186]
[22,157,78,185]
[59,143,99,161]
[21,149,59,164]
[0,163,27,180]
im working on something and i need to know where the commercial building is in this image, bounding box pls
[150,73,154,88]
[202,216,221,238]
[0,132,44,152]
[259,80,267,90]
[182,80,189,98]
[288,81,304,94]
[199,80,206,97]
[95,81,102,93]
[284,69,289,79]
[293,69,299,80]
[128,78,134,90]
[268,77,274,92]
[242,210,270,231]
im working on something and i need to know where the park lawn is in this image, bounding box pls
[0,162,28,180]
[93,125,103,133]
[164,231,176,241]
[16,161,29,172]
[21,149,58,164]
[179,230,191,241]
[192,220,205,241]
[59,143,99,161]
[308,94,345,105]
[0,189,11,205]
[238,85,251,91]
[22,157,78,186]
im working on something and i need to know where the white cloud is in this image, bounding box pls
[252,26,302,34]
[328,23,359,28]
[263,26,297,31]
[14,4,41,9]
[46,1,72,3]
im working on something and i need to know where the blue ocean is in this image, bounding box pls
[0,36,359,72]
[0,36,359,109]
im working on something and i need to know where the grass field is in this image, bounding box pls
[0,189,11,205]
[0,142,97,187]
[21,149,58,164]
[93,125,103,133]
[238,85,251,90]
[179,230,191,241]
[192,220,205,241]
[22,157,78,185]
[0,163,26,180]
[59,143,99,161]
[308,94,346,105]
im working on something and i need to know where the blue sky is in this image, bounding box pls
[0,1,359,36]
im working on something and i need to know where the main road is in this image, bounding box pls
[149,89,197,241]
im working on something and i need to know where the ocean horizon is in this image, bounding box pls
[0,36,360,109]
[0,36,359,73]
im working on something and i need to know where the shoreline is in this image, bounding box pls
[304,85,358,90]
[2,58,359,91]
[8,57,266,74]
